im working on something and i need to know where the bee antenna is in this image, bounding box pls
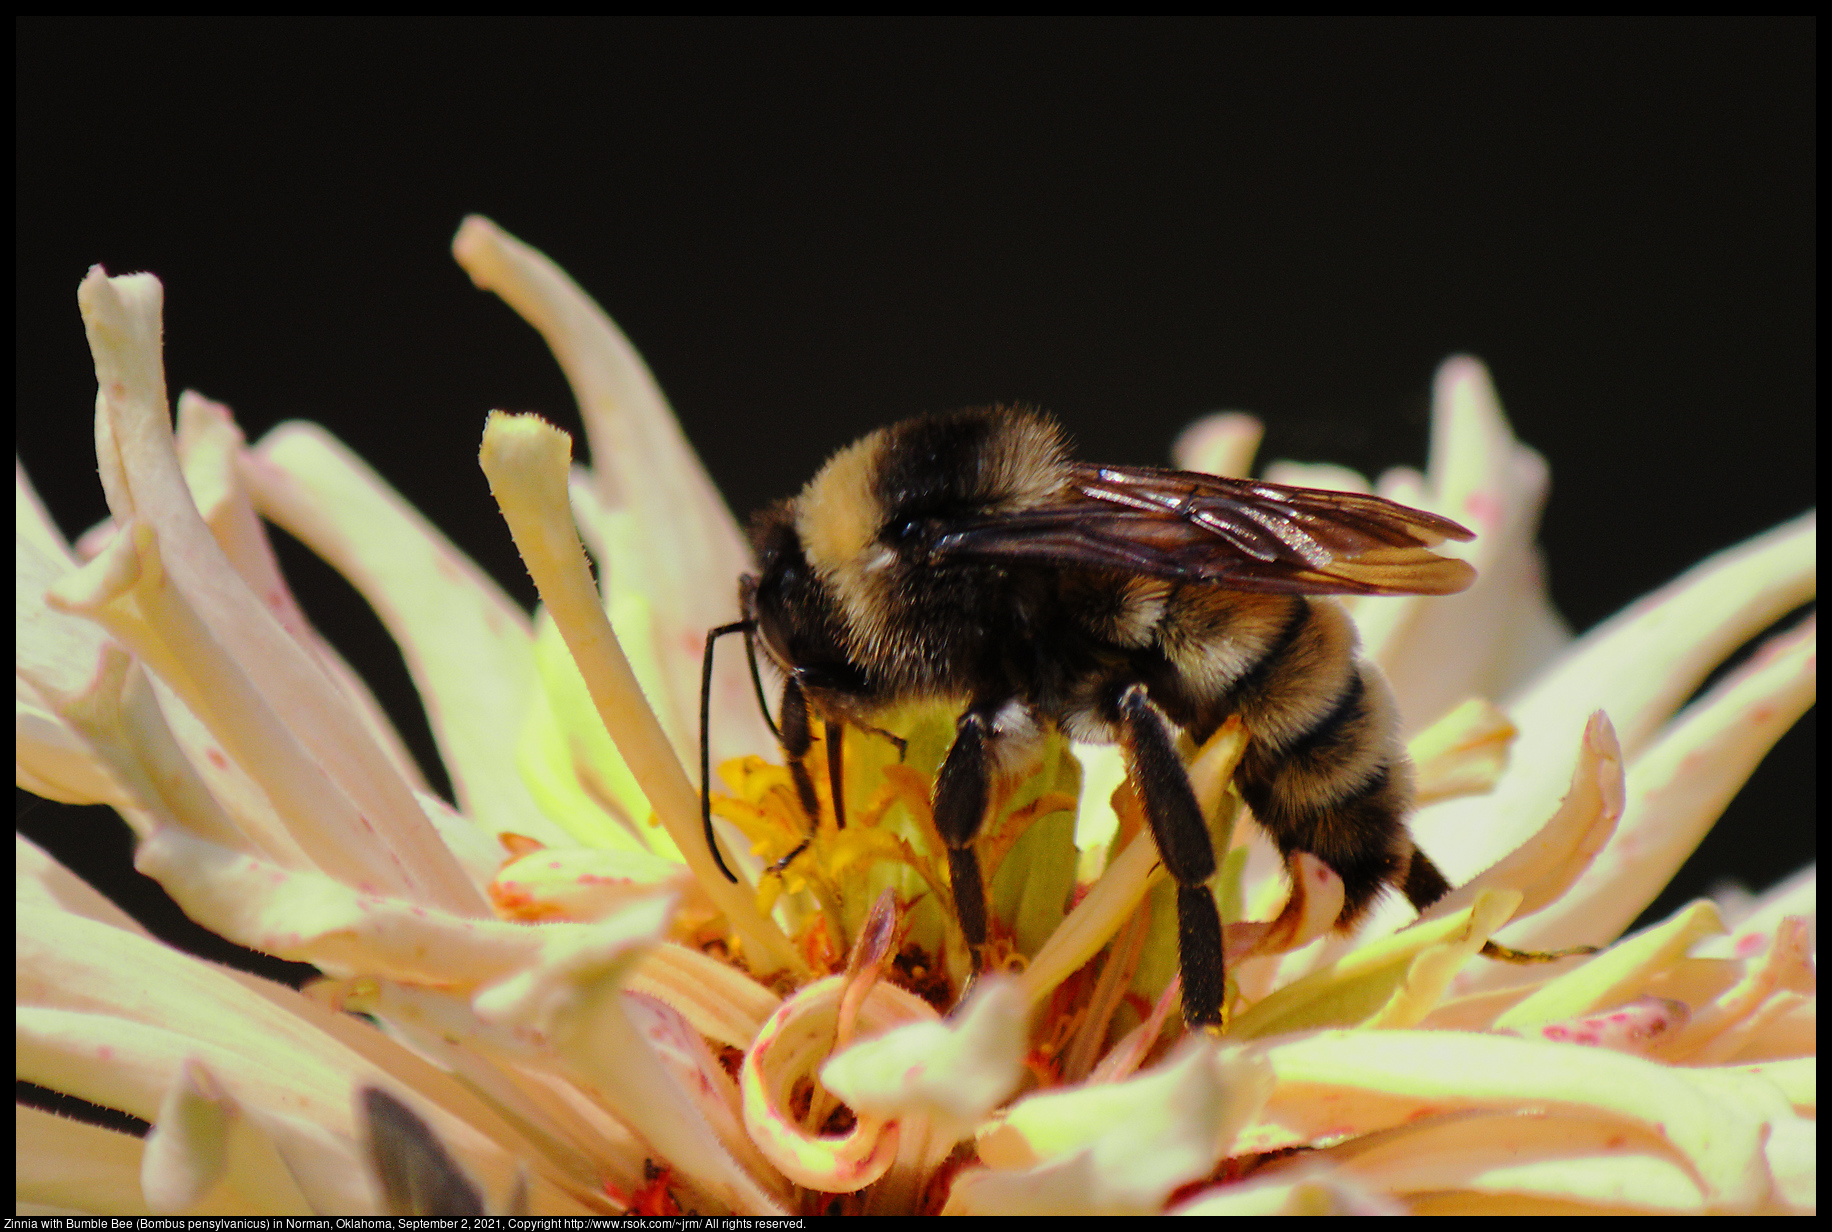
[701,621,757,884]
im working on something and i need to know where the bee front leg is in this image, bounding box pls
[933,706,996,979]
[777,679,824,825]
[1114,683,1226,1029]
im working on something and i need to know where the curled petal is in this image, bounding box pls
[1229,852,1346,963]
[621,992,786,1207]
[822,976,1028,1146]
[739,975,933,1192]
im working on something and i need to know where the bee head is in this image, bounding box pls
[745,500,866,699]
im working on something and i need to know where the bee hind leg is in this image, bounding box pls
[1114,684,1225,1029]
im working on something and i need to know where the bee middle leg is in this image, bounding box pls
[1112,683,1225,1028]
[933,705,996,977]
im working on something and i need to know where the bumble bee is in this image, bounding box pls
[701,406,1475,1028]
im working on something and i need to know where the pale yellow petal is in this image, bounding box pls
[1333,1112,1707,1211]
[78,269,480,914]
[1406,697,1517,806]
[17,459,130,806]
[453,217,767,767]
[1231,891,1518,1039]
[246,419,572,849]
[472,895,787,1214]
[16,1104,154,1216]
[175,392,428,799]
[320,978,642,1206]
[1412,710,1622,932]
[141,1058,335,1215]
[1366,357,1565,725]
[1170,411,1263,478]
[1503,615,1815,953]
[47,524,452,895]
[16,833,148,933]
[129,825,553,985]
[958,1040,1273,1215]
[1420,513,1814,877]
[1495,899,1723,1030]
[1262,1029,1772,1210]
[24,642,269,858]
[626,942,783,1051]
[477,410,802,976]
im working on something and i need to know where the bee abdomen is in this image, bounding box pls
[1235,659,1418,926]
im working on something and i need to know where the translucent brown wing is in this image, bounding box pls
[930,462,1476,596]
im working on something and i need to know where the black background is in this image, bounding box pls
[18,19,1814,978]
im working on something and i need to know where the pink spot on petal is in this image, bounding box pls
[1463,492,1502,527]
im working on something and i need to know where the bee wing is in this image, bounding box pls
[932,462,1477,596]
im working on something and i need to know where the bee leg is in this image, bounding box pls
[826,719,847,829]
[778,679,824,825]
[1114,684,1225,1029]
[934,707,995,979]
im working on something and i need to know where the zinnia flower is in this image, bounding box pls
[17,218,1815,1216]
